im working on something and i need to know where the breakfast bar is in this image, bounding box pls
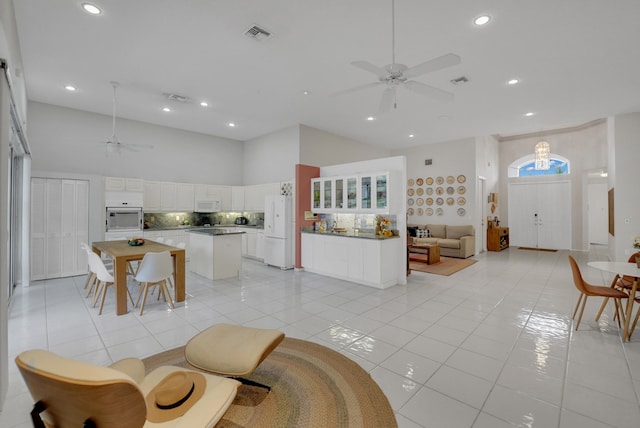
[189,228,246,280]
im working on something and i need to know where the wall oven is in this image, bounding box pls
[105,207,143,232]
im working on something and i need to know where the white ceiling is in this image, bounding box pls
[12,0,640,149]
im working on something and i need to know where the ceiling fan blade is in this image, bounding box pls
[126,143,154,149]
[330,81,383,98]
[403,53,461,79]
[379,87,396,113]
[351,61,388,79]
[404,80,454,101]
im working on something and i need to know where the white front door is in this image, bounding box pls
[508,181,571,250]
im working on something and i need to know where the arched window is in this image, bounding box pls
[508,154,570,177]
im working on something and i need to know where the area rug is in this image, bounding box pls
[142,337,397,428]
[518,247,558,252]
[409,254,477,276]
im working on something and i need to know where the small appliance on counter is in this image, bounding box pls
[235,216,248,225]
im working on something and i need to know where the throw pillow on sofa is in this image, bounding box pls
[416,229,430,238]
[407,226,418,237]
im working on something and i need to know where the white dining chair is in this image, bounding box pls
[88,252,134,315]
[134,251,174,315]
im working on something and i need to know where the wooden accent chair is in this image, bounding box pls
[568,256,629,330]
[15,349,240,428]
[596,253,640,336]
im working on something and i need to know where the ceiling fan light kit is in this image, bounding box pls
[334,0,461,112]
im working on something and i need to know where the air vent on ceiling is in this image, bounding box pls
[425,159,433,166]
[164,93,190,103]
[450,76,469,85]
[244,24,272,41]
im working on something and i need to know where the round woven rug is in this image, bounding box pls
[142,337,397,428]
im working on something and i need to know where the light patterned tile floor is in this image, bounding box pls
[2,245,640,427]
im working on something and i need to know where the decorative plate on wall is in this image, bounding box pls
[416,178,424,186]
[436,197,444,205]
[408,198,414,206]
[436,187,444,195]
[446,197,454,206]
[457,208,466,216]
[458,197,466,205]
[407,207,414,215]
[446,186,454,195]
[426,208,434,216]
[408,178,415,186]
[426,177,434,185]
[426,187,433,195]
[416,207,424,216]
[436,176,444,185]
[436,208,444,216]
[416,198,424,206]
[457,186,466,194]
[416,188,424,196]
[446,176,455,184]
[457,175,466,183]
[407,188,414,196]
[426,198,434,205]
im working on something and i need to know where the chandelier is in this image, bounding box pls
[534,141,550,170]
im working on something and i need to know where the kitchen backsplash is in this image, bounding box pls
[144,212,264,229]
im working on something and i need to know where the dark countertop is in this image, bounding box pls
[145,225,263,231]
[300,227,399,241]
[188,228,246,236]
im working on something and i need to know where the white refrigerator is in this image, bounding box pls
[264,195,293,269]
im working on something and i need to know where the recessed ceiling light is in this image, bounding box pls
[64,85,76,92]
[600,171,608,177]
[438,115,450,120]
[507,79,519,85]
[474,15,491,26]
[228,122,236,127]
[200,101,208,107]
[162,107,171,112]
[82,3,102,15]
[409,134,415,138]
[525,112,534,117]
[366,116,375,121]
[303,91,310,96]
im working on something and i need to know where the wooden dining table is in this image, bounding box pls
[588,261,640,341]
[91,240,186,315]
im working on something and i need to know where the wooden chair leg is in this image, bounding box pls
[575,295,588,330]
[92,282,104,307]
[629,304,640,338]
[161,281,174,309]
[98,282,109,315]
[596,297,609,321]
[573,293,584,320]
[139,284,151,315]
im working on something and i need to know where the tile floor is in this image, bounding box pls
[2,245,640,427]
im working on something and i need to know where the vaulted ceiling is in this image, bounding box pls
[12,0,640,148]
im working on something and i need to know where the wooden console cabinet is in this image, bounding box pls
[488,227,509,251]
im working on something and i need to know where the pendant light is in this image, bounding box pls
[534,140,550,170]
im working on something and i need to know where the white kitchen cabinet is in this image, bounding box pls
[300,232,401,288]
[160,182,177,211]
[144,181,162,211]
[231,186,244,211]
[311,173,389,214]
[176,183,194,211]
[243,228,257,258]
[104,176,144,192]
[31,178,89,281]
[194,184,232,210]
[255,230,264,260]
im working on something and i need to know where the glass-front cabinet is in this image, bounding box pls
[311,172,389,213]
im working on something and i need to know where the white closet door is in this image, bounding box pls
[31,178,90,280]
[30,178,46,280]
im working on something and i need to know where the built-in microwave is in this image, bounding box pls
[195,199,221,213]
[105,207,143,232]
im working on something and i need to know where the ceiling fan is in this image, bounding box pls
[100,81,153,155]
[333,0,461,112]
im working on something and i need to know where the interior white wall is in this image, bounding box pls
[610,112,640,261]
[243,125,299,185]
[299,124,391,167]
[391,137,477,228]
[499,121,607,251]
[27,102,244,185]
[587,182,608,245]
[0,0,26,410]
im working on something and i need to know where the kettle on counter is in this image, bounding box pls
[235,216,248,225]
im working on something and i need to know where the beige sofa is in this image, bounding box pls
[408,224,475,259]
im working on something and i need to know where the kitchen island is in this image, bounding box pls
[188,228,246,280]
[300,227,403,289]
